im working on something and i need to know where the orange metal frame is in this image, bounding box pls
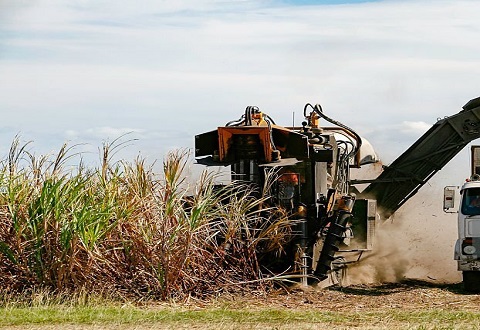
[218,126,273,163]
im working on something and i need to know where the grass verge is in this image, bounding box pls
[1,304,480,329]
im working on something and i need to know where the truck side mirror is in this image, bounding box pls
[443,186,459,213]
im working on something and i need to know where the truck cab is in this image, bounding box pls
[445,146,480,292]
[453,179,480,291]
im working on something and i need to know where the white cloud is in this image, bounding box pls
[399,121,431,135]
[69,127,145,140]
[1,0,480,183]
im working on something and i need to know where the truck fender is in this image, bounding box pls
[454,239,461,260]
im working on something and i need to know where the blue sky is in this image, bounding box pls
[0,0,479,184]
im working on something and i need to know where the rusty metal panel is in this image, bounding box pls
[218,126,272,162]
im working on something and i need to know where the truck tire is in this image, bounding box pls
[462,271,480,293]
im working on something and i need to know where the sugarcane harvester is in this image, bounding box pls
[195,104,371,283]
[195,97,480,284]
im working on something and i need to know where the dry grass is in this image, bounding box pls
[0,138,294,300]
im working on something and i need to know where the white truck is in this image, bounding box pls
[444,146,480,292]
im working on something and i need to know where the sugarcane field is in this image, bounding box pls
[2,1,480,329]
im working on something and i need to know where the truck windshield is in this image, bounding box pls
[461,187,480,215]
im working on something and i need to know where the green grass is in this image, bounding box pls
[1,305,480,329]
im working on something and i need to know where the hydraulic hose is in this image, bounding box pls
[303,103,362,157]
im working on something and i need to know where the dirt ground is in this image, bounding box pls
[5,279,480,330]
[207,279,480,312]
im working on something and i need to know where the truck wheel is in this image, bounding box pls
[463,271,480,293]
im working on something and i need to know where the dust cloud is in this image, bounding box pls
[347,182,461,285]
[346,162,462,285]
